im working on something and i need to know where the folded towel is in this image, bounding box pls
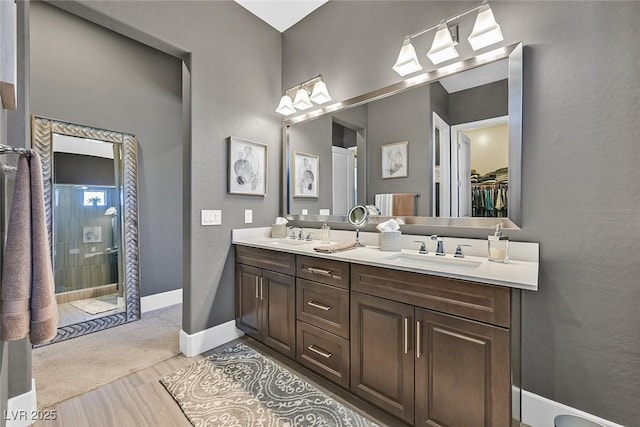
[313,241,358,254]
[1,155,32,341]
[29,152,58,345]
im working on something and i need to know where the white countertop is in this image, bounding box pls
[232,227,539,291]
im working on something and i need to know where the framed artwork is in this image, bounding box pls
[228,137,267,196]
[382,140,408,179]
[293,152,319,198]
[83,226,102,243]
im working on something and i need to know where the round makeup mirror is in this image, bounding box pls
[348,205,369,247]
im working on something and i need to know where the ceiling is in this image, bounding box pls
[234,0,328,32]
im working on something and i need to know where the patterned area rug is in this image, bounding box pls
[160,342,379,427]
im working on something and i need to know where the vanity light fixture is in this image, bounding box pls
[426,22,459,65]
[276,75,332,116]
[392,1,504,76]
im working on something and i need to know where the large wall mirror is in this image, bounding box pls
[31,116,140,344]
[283,42,522,229]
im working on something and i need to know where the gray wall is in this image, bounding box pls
[367,86,430,216]
[283,1,640,425]
[449,79,508,125]
[30,1,182,298]
[49,0,283,335]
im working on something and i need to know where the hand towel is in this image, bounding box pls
[313,241,358,254]
[1,155,32,341]
[392,193,415,216]
[28,152,58,345]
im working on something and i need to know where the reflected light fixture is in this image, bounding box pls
[392,1,504,76]
[104,206,117,216]
[276,75,332,116]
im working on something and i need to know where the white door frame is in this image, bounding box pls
[432,112,450,217]
[450,115,508,217]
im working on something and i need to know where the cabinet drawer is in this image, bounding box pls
[351,264,511,328]
[235,245,295,275]
[297,256,350,289]
[296,279,349,338]
[296,322,350,389]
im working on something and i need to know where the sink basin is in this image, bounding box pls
[384,253,481,270]
[264,239,311,246]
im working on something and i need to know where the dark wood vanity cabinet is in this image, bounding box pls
[235,247,296,359]
[351,264,512,427]
[235,245,517,426]
[295,256,351,389]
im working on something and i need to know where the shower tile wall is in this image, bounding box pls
[53,185,118,294]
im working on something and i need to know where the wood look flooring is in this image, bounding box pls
[34,336,406,427]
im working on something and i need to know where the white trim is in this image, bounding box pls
[522,390,625,427]
[179,320,244,357]
[5,379,37,427]
[432,112,451,217]
[140,288,182,313]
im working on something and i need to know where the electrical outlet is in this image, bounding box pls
[244,209,253,224]
[319,209,330,215]
[301,209,308,215]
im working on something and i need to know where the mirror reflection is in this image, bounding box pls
[52,134,125,327]
[285,43,521,227]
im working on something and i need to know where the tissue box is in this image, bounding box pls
[379,231,402,251]
[271,224,286,238]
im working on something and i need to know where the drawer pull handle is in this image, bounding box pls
[307,301,332,311]
[308,345,332,358]
[307,267,333,276]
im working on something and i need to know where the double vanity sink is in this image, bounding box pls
[232,226,539,426]
[235,229,538,291]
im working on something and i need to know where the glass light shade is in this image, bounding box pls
[468,5,503,51]
[104,206,117,216]
[275,95,296,116]
[292,88,313,110]
[393,36,422,76]
[427,23,459,65]
[309,80,332,104]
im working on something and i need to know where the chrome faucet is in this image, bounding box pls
[454,244,471,258]
[431,235,445,256]
[414,240,428,254]
[298,227,304,240]
[288,226,296,239]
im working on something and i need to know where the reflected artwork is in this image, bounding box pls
[382,141,408,179]
[293,152,319,198]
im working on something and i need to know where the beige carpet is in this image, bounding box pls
[33,304,182,409]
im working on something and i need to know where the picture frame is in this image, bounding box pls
[83,226,102,243]
[228,137,267,196]
[382,140,408,179]
[293,152,319,198]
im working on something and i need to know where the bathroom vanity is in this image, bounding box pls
[233,227,538,427]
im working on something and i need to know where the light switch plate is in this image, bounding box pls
[301,209,308,215]
[244,209,253,224]
[319,209,330,215]
[201,209,222,226]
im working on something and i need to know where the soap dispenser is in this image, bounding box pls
[488,224,509,263]
[321,221,331,244]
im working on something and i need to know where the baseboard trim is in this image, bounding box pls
[522,389,625,427]
[179,320,244,357]
[141,288,182,313]
[5,379,37,427]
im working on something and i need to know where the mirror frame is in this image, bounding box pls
[31,115,141,344]
[282,42,523,229]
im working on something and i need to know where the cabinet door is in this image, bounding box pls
[235,264,263,340]
[262,270,296,359]
[351,292,415,424]
[415,308,510,427]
